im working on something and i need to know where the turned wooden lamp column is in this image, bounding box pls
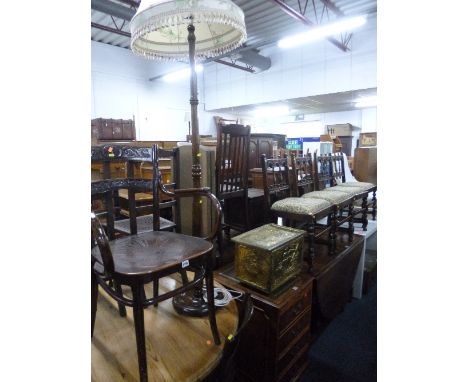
[188,23,203,236]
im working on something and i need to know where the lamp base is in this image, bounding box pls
[172,288,209,317]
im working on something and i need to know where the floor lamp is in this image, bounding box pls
[130,0,246,316]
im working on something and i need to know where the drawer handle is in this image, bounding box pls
[292,303,303,316]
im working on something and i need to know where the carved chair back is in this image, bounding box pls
[313,152,334,191]
[330,152,346,185]
[91,145,158,239]
[260,154,292,221]
[290,152,314,196]
[91,144,184,239]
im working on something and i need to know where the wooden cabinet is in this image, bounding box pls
[215,268,313,382]
[354,147,377,185]
[337,136,353,156]
[249,134,286,169]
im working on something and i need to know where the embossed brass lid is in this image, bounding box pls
[232,224,305,251]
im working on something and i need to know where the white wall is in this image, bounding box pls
[92,41,195,141]
[202,17,377,111]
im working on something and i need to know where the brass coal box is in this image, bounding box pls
[232,224,305,294]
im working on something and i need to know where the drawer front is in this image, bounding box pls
[277,328,310,374]
[277,346,309,382]
[278,287,312,333]
[278,308,311,351]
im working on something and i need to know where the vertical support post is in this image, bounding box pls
[188,23,202,236]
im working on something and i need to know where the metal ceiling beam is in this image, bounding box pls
[91,0,135,21]
[114,0,140,7]
[91,22,131,38]
[214,59,255,73]
[319,0,345,17]
[268,0,349,52]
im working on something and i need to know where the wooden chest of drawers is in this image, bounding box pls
[215,267,313,382]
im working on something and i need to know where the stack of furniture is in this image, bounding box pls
[214,229,365,382]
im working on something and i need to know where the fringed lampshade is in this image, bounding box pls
[130,0,247,61]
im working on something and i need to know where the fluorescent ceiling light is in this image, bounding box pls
[278,15,367,49]
[354,96,377,108]
[253,105,290,118]
[161,65,204,82]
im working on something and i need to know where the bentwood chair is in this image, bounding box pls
[91,145,223,382]
[260,154,335,271]
[215,124,251,261]
[203,293,254,382]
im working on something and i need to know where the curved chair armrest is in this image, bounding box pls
[165,186,222,242]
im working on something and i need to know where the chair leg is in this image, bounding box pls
[371,191,377,220]
[180,270,189,284]
[114,281,127,317]
[244,194,250,231]
[153,278,159,307]
[91,270,98,337]
[329,208,337,255]
[306,223,315,272]
[348,203,354,242]
[206,252,221,346]
[361,196,369,231]
[217,226,224,268]
[131,284,148,382]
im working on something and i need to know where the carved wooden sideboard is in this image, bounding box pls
[215,268,313,382]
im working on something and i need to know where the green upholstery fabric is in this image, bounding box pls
[339,181,375,189]
[328,185,365,196]
[272,197,331,215]
[302,190,351,204]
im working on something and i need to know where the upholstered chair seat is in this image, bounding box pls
[338,181,375,189]
[271,197,332,215]
[302,189,351,204]
[328,185,364,196]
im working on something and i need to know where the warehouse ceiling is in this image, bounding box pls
[91,0,377,113]
[209,87,377,117]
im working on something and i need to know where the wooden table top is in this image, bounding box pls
[92,275,238,382]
